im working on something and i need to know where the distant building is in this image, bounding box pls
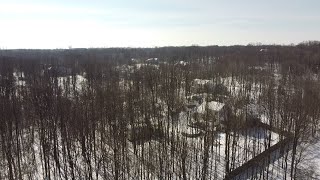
[195,100,227,129]
[259,48,268,52]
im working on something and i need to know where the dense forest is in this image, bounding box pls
[1,42,320,179]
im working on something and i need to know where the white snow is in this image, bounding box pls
[193,79,213,85]
[297,138,320,178]
[13,71,26,86]
[197,101,224,114]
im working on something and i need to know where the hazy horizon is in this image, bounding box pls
[1,0,319,49]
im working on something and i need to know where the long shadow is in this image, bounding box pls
[224,121,293,180]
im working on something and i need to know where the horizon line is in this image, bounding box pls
[1,40,319,50]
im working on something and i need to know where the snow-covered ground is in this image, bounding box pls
[263,135,320,180]
[296,137,320,179]
[57,74,87,96]
[13,71,26,86]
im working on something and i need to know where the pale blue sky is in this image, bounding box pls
[0,0,319,49]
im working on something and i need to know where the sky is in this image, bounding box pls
[0,0,319,49]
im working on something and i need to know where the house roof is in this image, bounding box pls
[197,101,225,113]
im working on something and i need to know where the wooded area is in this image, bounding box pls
[1,43,320,179]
